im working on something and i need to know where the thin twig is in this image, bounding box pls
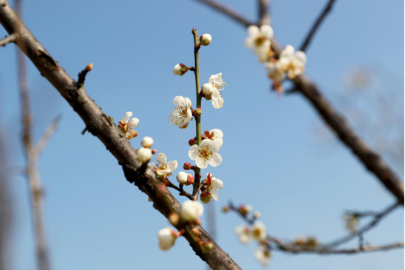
[324,202,400,248]
[0,32,16,46]
[299,0,337,52]
[258,0,270,25]
[35,115,61,156]
[167,180,194,200]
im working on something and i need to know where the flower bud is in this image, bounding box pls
[204,130,211,138]
[173,63,189,76]
[176,171,188,185]
[181,200,204,221]
[222,206,230,213]
[183,162,192,170]
[253,211,261,219]
[188,138,197,146]
[200,191,212,204]
[191,228,200,236]
[186,174,194,185]
[200,34,212,46]
[194,108,202,116]
[168,213,180,226]
[85,63,93,71]
[158,228,177,251]
[202,83,213,95]
[137,147,152,163]
[141,136,154,148]
[152,149,158,154]
[204,241,214,250]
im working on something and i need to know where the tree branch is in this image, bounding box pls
[35,115,61,156]
[0,2,241,269]
[258,0,270,25]
[299,0,337,52]
[0,32,15,46]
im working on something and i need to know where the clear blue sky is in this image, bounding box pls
[0,0,403,269]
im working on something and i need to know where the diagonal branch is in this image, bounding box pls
[299,0,337,52]
[35,115,61,156]
[0,2,241,269]
[194,0,404,205]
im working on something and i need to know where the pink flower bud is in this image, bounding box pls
[183,162,192,170]
[186,174,194,185]
[194,108,202,116]
[200,191,212,204]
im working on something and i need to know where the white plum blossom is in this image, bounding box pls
[266,60,286,82]
[155,153,178,176]
[181,200,204,222]
[169,96,193,129]
[188,139,222,169]
[200,34,212,46]
[208,73,225,109]
[279,45,307,79]
[245,25,273,63]
[204,173,223,201]
[137,147,152,163]
[118,111,139,140]
[254,246,271,266]
[158,227,177,251]
[251,221,267,242]
[141,136,154,148]
[173,63,189,76]
[209,129,223,148]
[176,171,188,185]
[235,225,251,244]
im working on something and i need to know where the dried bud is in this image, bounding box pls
[194,108,202,116]
[200,34,212,46]
[183,162,192,170]
[168,213,180,226]
[141,136,154,148]
[200,191,212,204]
[202,83,213,95]
[173,63,189,76]
[137,147,152,163]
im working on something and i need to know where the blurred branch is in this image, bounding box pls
[15,1,52,269]
[35,116,61,156]
[0,2,241,269]
[258,0,270,25]
[0,32,15,46]
[299,0,337,52]
[195,0,404,205]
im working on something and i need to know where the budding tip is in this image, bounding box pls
[86,63,93,71]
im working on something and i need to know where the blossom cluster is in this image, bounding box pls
[245,25,307,93]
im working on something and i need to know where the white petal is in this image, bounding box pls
[211,189,219,201]
[214,138,223,148]
[260,24,273,39]
[212,178,223,190]
[209,153,222,167]
[124,111,133,121]
[200,139,213,148]
[212,90,224,109]
[210,129,223,139]
[129,118,139,128]
[282,45,294,56]
[195,156,208,169]
[188,145,199,160]
[247,25,260,37]
[207,140,220,153]
[245,37,254,48]
[157,168,171,176]
[167,161,178,172]
[173,96,185,107]
[156,153,167,165]
[295,50,307,64]
[184,97,192,108]
[208,74,217,84]
[239,234,250,244]
[235,225,246,234]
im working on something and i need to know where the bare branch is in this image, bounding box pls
[258,0,270,25]
[0,2,241,269]
[299,0,337,52]
[324,202,400,248]
[35,115,61,156]
[195,0,255,27]
[0,32,15,46]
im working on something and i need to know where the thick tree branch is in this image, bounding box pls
[194,0,404,205]
[0,2,241,269]
[299,0,337,52]
[0,32,15,46]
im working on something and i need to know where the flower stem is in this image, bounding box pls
[192,28,202,199]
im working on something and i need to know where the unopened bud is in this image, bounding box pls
[200,34,212,46]
[194,108,202,116]
[204,241,214,250]
[202,83,213,95]
[176,171,188,185]
[204,130,211,137]
[183,162,192,170]
[191,228,200,236]
[253,211,261,219]
[168,213,180,226]
[152,149,158,154]
[200,192,212,204]
[173,63,189,76]
[86,63,93,71]
[137,147,152,163]
[188,138,197,146]
[186,174,194,185]
[141,136,154,148]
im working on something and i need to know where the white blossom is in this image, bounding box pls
[209,129,223,148]
[169,96,193,129]
[208,73,226,109]
[137,147,152,163]
[255,246,271,266]
[141,136,154,148]
[251,221,267,242]
[118,111,139,140]
[279,45,307,79]
[266,61,286,82]
[235,225,251,244]
[155,153,177,176]
[181,200,204,221]
[188,139,222,169]
[204,173,223,201]
[176,171,188,185]
[245,25,273,63]
[200,34,212,46]
[202,83,213,95]
[158,228,177,251]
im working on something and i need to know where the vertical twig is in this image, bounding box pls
[258,0,270,25]
[15,1,52,270]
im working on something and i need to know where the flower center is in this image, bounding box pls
[199,146,212,159]
[254,34,267,47]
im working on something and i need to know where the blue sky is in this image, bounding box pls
[0,0,403,269]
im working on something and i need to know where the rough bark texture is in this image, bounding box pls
[0,1,241,269]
